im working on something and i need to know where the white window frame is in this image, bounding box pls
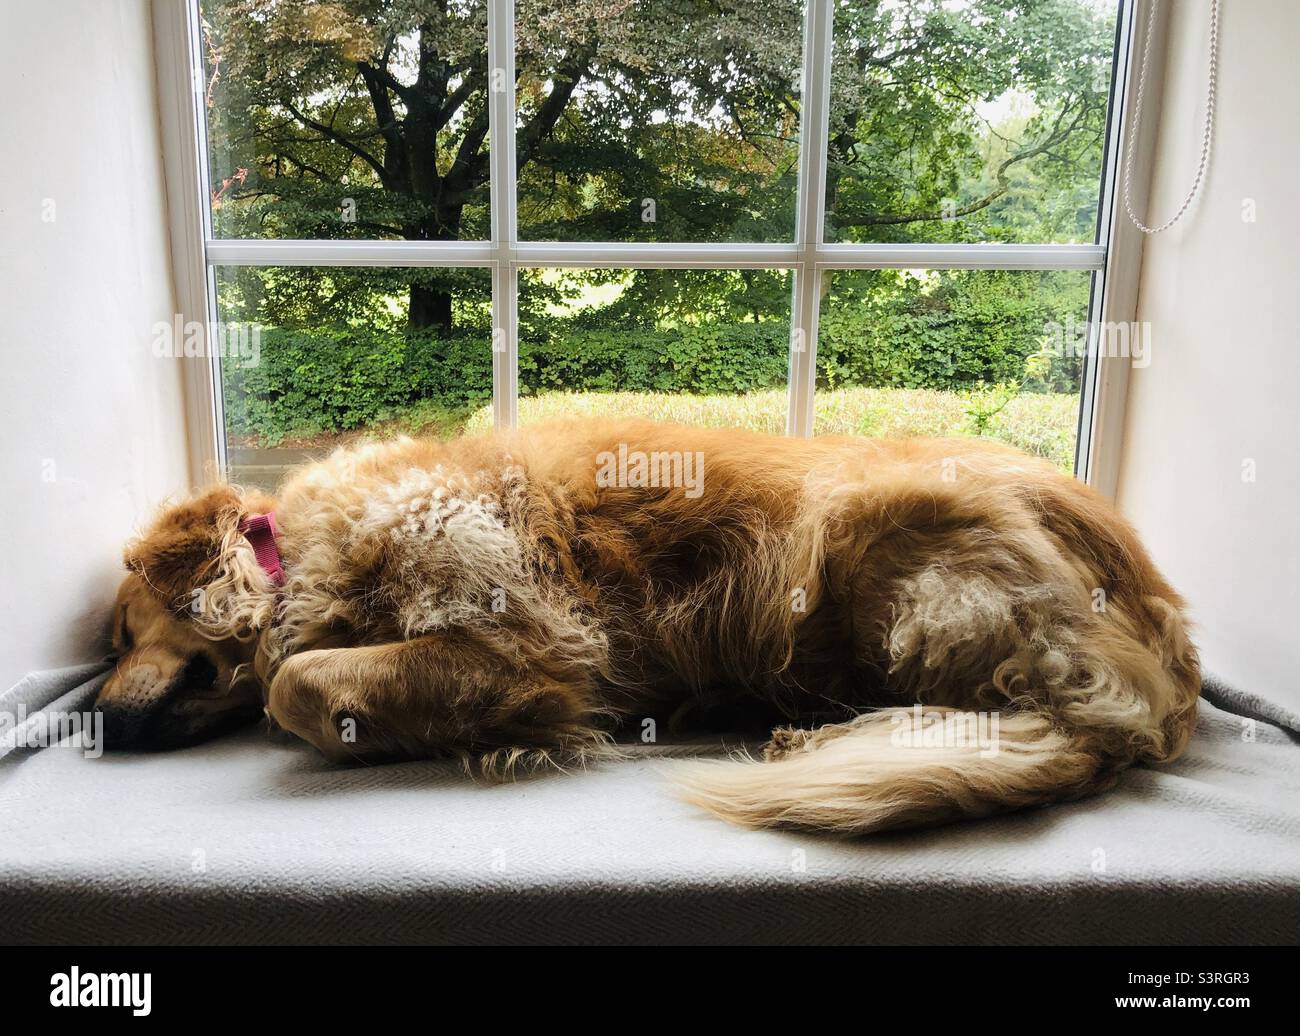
[152,0,1169,496]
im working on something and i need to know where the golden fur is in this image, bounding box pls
[98,418,1200,834]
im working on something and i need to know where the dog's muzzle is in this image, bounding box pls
[98,654,259,750]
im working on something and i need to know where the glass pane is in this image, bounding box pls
[825,0,1122,244]
[515,1,806,243]
[201,0,489,241]
[816,269,1094,471]
[504,268,792,430]
[214,266,493,489]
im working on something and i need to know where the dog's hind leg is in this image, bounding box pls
[679,519,1200,834]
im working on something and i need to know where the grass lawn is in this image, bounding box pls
[230,387,1079,476]
[463,387,1079,472]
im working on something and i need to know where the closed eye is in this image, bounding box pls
[115,605,133,654]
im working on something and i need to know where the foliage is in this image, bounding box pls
[223,322,792,444]
[223,327,493,443]
[226,271,1082,449]
[201,0,1119,329]
[817,269,1086,393]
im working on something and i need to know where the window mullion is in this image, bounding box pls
[175,0,225,478]
[788,0,834,437]
[488,0,518,430]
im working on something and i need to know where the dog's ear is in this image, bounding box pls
[124,486,264,610]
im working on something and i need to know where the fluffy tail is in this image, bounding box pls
[674,707,1119,834]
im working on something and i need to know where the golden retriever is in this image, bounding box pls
[97,418,1199,834]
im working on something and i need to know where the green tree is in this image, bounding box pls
[202,0,1117,331]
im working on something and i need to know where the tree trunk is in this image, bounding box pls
[404,202,465,333]
[409,283,453,331]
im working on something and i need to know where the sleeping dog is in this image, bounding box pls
[98,418,1200,834]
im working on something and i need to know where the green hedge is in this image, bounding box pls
[520,325,790,397]
[224,271,1084,444]
[817,272,1082,393]
[224,328,493,442]
[225,323,793,443]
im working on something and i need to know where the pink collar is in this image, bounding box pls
[238,512,285,587]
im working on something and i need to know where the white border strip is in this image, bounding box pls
[514,241,800,268]
[205,239,496,266]
[1074,0,1138,482]
[815,242,1104,270]
[1084,0,1166,498]
[205,239,1105,271]
[154,0,226,482]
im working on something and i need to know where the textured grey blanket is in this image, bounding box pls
[1,662,1297,945]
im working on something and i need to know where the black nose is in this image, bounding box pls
[97,652,218,749]
[179,653,219,694]
[96,704,152,748]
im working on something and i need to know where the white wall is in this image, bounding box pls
[0,1,191,689]
[1116,0,1300,708]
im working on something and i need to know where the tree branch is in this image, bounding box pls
[281,100,388,182]
[836,99,1094,228]
[516,58,590,171]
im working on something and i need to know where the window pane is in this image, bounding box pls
[816,269,1094,471]
[505,268,792,430]
[215,265,493,489]
[201,1,489,241]
[515,1,806,243]
[825,0,1121,244]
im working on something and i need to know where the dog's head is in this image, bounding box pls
[95,486,277,750]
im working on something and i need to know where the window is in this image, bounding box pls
[173,0,1134,488]
[516,267,794,431]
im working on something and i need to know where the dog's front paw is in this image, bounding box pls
[266,650,363,761]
